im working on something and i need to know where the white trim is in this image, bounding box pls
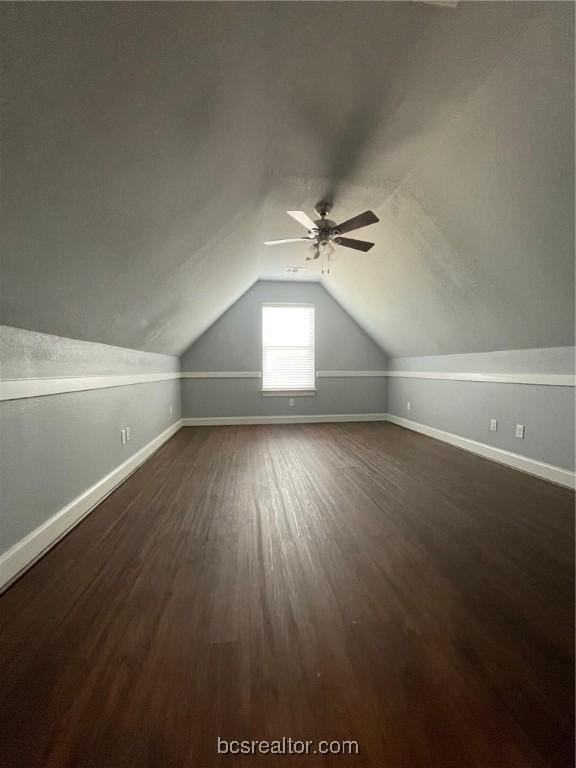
[261,389,317,396]
[2,413,571,593]
[386,414,575,489]
[3,369,572,402]
[386,371,574,386]
[0,372,180,402]
[182,370,574,385]
[261,302,315,308]
[180,371,261,379]
[317,371,387,378]
[182,414,388,426]
[0,420,183,593]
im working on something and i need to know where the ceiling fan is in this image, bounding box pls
[264,203,379,262]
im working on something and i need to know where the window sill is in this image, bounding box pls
[261,389,317,397]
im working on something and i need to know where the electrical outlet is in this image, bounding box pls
[288,398,295,407]
[406,401,411,411]
[490,418,498,432]
[125,426,131,441]
[120,428,127,445]
[169,404,174,417]
[515,424,525,439]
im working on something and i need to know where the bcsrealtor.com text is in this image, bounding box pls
[217,737,359,756]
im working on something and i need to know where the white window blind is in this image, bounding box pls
[262,304,315,391]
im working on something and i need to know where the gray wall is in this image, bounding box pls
[0,326,181,556]
[388,348,575,471]
[180,281,387,417]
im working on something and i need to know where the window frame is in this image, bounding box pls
[260,302,316,395]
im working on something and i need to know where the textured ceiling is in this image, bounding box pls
[1,1,573,356]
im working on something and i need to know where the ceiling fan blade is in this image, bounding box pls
[336,210,379,234]
[287,210,317,230]
[334,236,375,252]
[263,237,310,246]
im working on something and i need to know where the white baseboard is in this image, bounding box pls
[386,414,575,489]
[0,420,183,593]
[182,413,388,426]
[3,412,571,593]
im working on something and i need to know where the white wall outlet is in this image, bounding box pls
[169,404,174,417]
[125,426,131,441]
[515,424,525,439]
[406,401,411,411]
[288,398,295,407]
[120,428,127,445]
[490,418,498,432]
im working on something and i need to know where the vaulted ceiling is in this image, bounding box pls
[1,1,573,356]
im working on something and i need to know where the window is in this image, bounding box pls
[262,304,315,392]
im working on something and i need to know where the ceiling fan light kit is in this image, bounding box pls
[264,203,379,274]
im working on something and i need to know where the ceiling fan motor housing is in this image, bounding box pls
[313,217,340,245]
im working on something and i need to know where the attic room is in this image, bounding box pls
[0,1,574,766]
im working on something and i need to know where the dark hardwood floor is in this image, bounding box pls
[0,423,573,767]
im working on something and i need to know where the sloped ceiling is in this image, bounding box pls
[1,1,573,356]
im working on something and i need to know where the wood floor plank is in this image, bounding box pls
[0,423,573,767]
